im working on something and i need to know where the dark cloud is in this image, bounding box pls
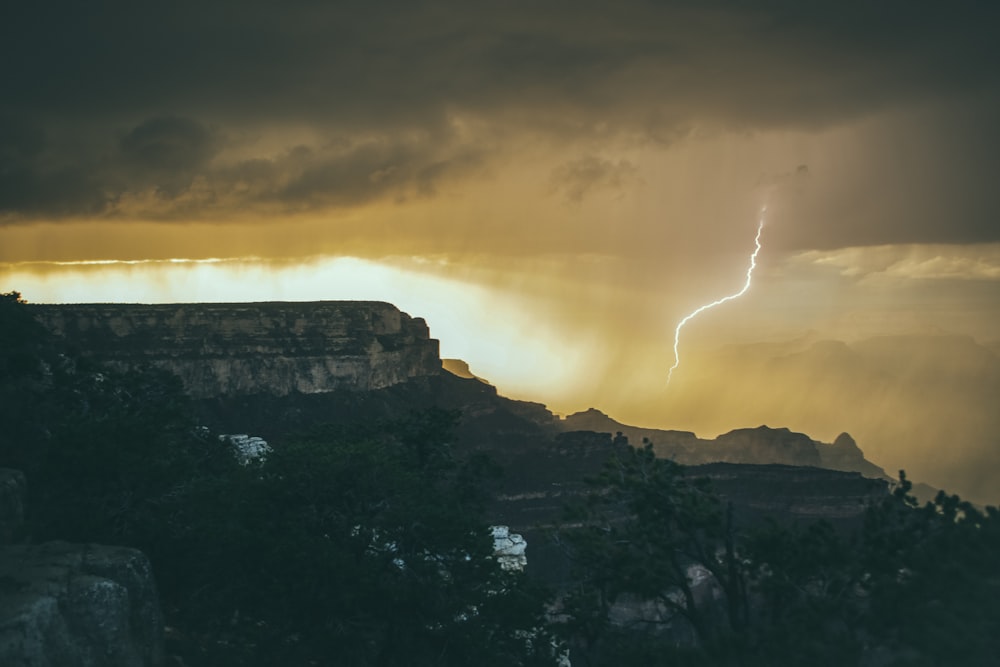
[0,117,45,163]
[120,117,218,173]
[116,116,222,199]
[0,111,482,220]
[0,115,107,217]
[0,115,219,217]
[769,104,1000,250]
[1,0,998,244]
[5,1,996,125]
[272,140,484,208]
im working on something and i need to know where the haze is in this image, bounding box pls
[2,1,998,502]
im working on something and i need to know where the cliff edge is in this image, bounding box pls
[30,301,441,397]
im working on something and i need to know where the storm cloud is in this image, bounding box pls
[2,0,999,249]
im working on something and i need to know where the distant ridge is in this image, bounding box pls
[562,408,888,480]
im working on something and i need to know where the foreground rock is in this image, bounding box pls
[0,542,163,667]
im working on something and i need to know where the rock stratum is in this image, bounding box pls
[30,301,441,398]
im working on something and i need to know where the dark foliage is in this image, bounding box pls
[1,294,559,666]
[0,291,46,378]
[557,444,1000,667]
[555,442,751,665]
[159,413,558,666]
[5,294,998,666]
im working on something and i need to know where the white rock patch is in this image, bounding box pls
[491,525,527,572]
[219,434,272,465]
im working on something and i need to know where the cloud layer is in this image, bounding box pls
[2,1,999,253]
[3,2,999,502]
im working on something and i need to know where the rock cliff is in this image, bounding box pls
[0,542,164,667]
[30,301,441,397]
[0,470,163,667]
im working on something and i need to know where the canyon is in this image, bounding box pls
[26,300,894,535]
[2,299,902,666]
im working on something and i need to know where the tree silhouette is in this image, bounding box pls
[557,444,1000,667]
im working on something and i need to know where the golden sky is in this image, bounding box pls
[2,1,999,501]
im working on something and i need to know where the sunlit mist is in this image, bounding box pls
[5,243,999,502]
[2,256,595,402]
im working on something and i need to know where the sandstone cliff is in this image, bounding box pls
[30,301,441,397]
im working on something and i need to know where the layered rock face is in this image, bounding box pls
[690,462,889,523]
[31,301,441,397]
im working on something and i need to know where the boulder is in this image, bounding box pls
[0,542,163,667]
[491,525,527,571]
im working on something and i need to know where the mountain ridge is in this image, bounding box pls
[561,407,888,480]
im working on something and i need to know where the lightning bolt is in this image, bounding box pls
[666,207,766,386]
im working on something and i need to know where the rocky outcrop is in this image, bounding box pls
[219,433,272,465]
[0,471,164,667]
[442,358,489,383]
[710,426,822,467]
[30,301,441,398]
[561,408,700,457]
[815,432,888,479]
[0,542,164,667]
[491,525,528,572]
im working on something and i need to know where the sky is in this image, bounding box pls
[2,1,999,501]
